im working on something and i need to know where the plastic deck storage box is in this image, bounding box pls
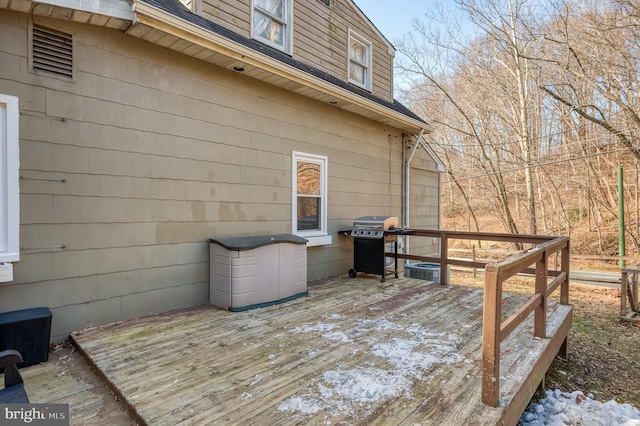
[0,307,52,368]
[210,234,308,311]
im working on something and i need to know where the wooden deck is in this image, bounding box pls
[68,277,571,425]
[18,345,135,425]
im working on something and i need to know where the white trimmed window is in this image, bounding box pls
[348,30,372,91]
[252,0,293,54]
[0,94,19,267]
[292,152,331,246]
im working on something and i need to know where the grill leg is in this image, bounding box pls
[394,241,398,278]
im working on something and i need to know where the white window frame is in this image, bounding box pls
[292,151,332,246]
[251,0,293,54]
[348,29,372,91]
[0,94,19,264]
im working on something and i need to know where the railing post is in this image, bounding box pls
[482,264,501,407]
[561,242,570,305]
[560,241,570,359]
[632,272,639,312]
[440,231,448,285]
[621,270,628,316]
[535,251,548,339]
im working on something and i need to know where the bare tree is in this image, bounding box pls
[399,24,518,238]
[455,0,542,234]
[538,0,640,160]
[395,0,640,255]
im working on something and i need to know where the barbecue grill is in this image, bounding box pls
[348,216,399,282]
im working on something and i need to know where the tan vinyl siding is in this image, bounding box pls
[408,152,441,257]
[200,0,394,101]
[292,1,343,77]
[201,0,251,37]
[0,11,432,341]
[293,0,394,101]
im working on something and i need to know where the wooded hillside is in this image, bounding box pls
[397,0,639,255]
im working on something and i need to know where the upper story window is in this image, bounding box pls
[0,94,19,266]
[292,152,331,246]
[348,30,372,91]
[252,0,292,54]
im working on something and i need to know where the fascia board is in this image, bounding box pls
[36,0,133,20]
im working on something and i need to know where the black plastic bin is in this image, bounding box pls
[0,307,52,368]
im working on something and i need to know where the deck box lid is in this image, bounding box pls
[210,234,307,251]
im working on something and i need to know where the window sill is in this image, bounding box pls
[303,235,333,247]
[348,80,371,92]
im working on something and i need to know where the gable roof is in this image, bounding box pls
[137,0,430,132]
[346,0,396,55]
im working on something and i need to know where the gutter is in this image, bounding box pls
[36,0,132,20]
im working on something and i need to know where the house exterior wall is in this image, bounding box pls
[201,0,250,35]
[408,152,441,257]
[199,0,395,102]
[0,10,433,341]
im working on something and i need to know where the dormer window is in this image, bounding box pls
[252,0,292,54]
[348,30,372,91]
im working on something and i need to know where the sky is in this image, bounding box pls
[353,1,464,93]
[354,0,439,46]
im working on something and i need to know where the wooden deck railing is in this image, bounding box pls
[392,229,571,407]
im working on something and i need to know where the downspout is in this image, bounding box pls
[404,129,425,261]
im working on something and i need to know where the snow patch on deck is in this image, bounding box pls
[280,316,464,417]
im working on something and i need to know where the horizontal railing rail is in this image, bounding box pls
[482,235,570,406]
[389,229,570,407]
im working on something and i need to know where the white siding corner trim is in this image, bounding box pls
[0,94,19,265]
[179,0,202,14]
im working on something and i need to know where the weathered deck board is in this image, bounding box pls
[70,277,571,425]
[17,346,136,425]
